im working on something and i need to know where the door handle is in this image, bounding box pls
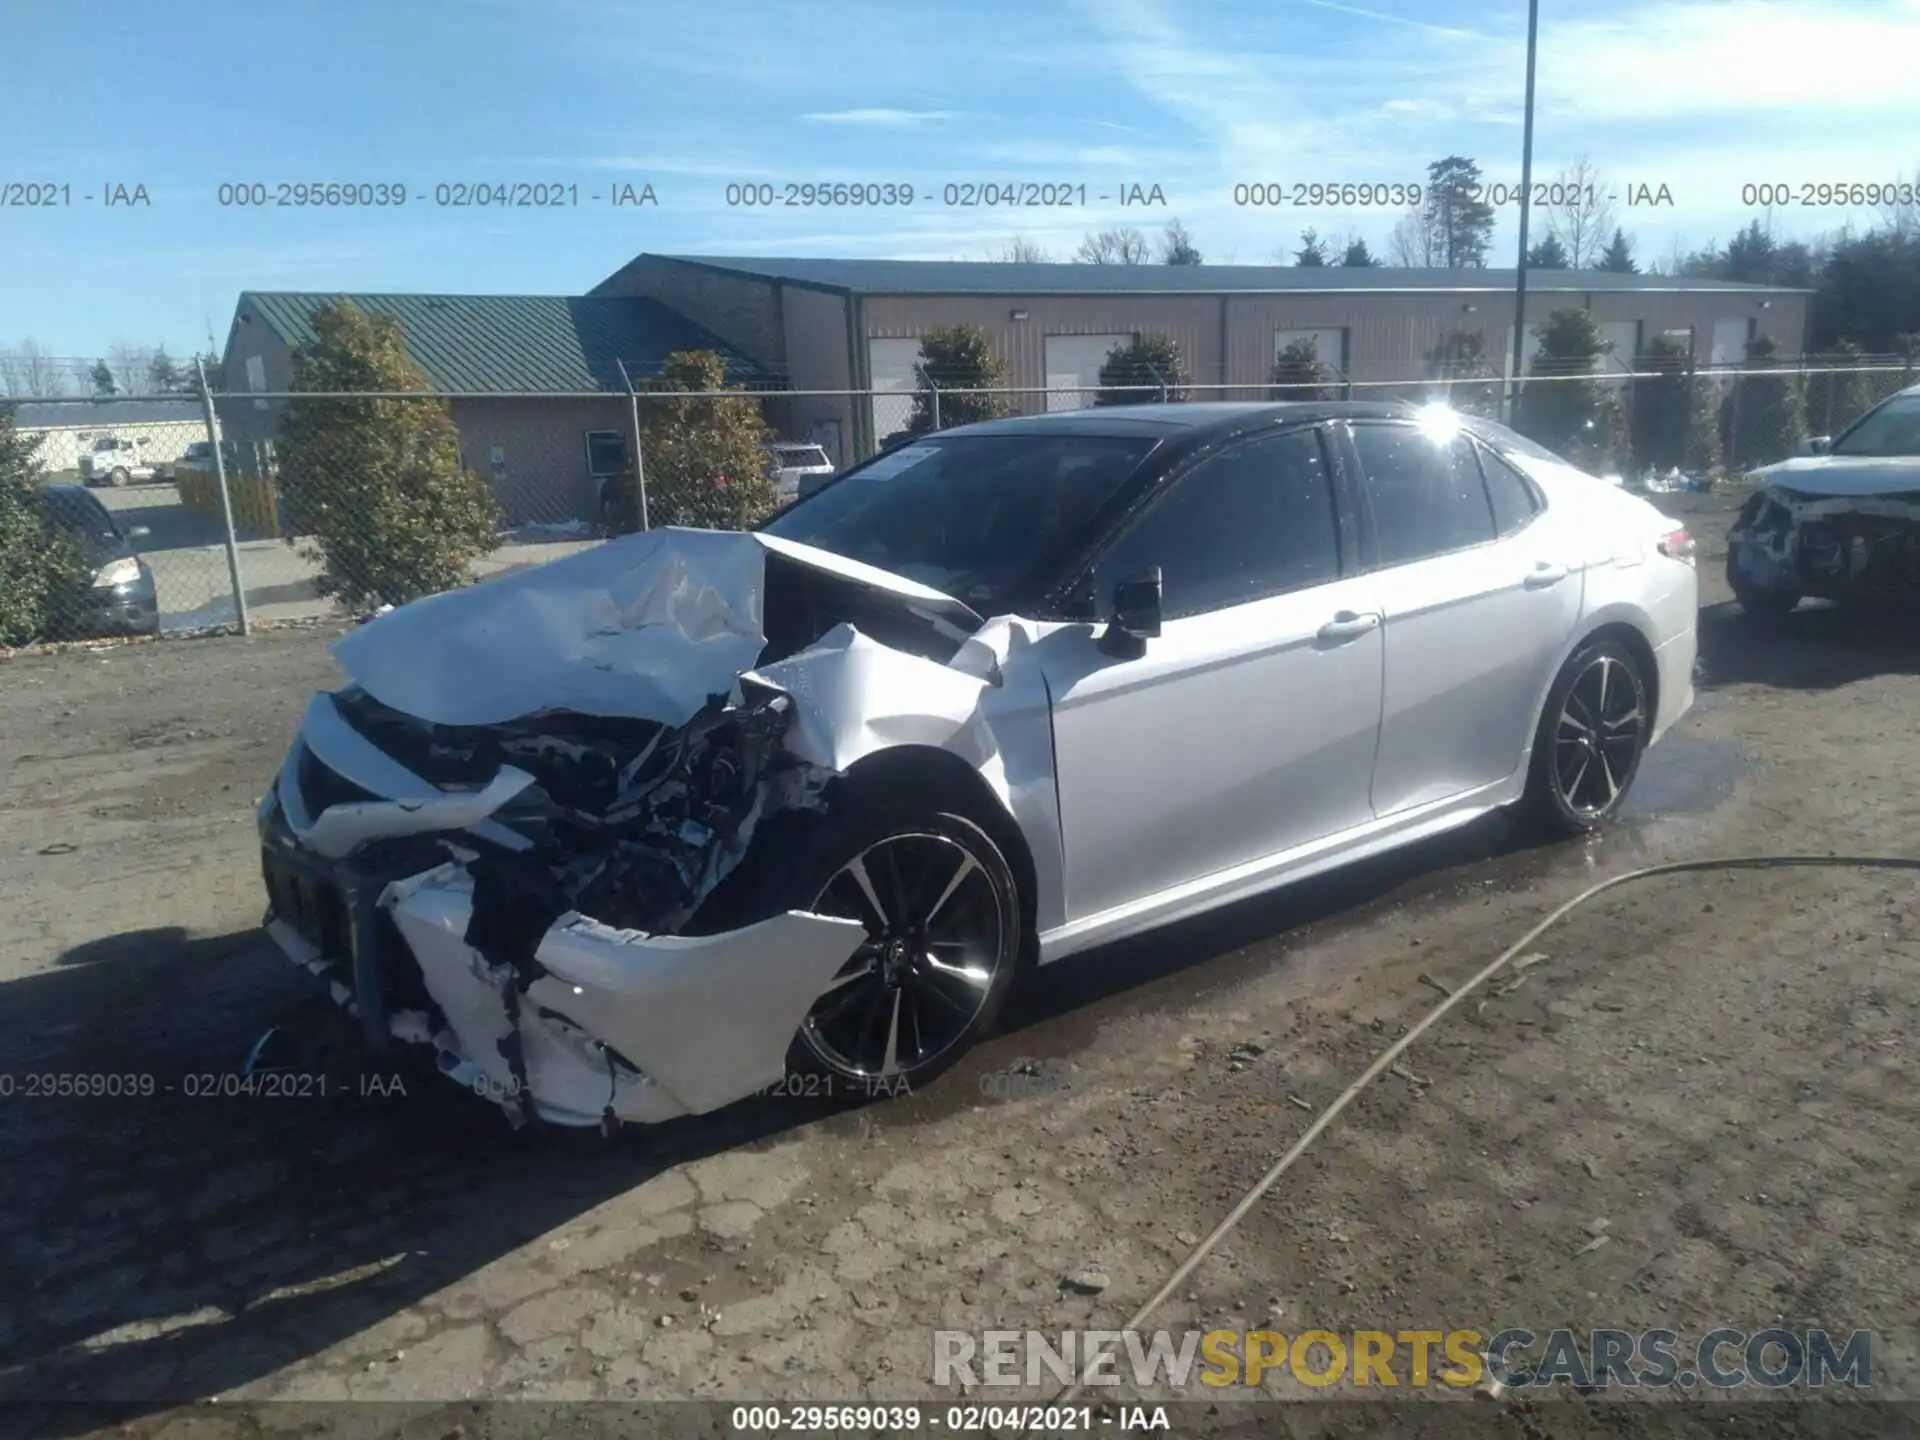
[1523,562,1569,588]
[1317,610,1381,642]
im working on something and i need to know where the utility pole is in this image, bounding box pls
[1506,0,1542,425]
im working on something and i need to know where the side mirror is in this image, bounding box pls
[1099,566,1163,658]
[1798,435,1831,457]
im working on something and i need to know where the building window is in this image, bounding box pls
[585,430,627,477]
[488,445,508,482]
[1273,327,1348,375]
[246,354,268,411]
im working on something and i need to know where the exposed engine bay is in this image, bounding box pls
[258,527,1026,1130]
[330,679,815,942]
[1730,487,1920,601]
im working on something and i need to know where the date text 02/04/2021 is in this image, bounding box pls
[0,1072,408,1100]
[726,1405,1171,1432]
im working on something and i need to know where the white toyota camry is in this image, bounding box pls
[257,401,1698,1130]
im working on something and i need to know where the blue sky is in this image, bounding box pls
[4,0,1916,360]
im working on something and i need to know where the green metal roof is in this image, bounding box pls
[651,254,1808,297]
[232,292,779,392]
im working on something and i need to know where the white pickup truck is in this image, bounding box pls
[77,435,169,487]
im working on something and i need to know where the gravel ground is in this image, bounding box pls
[2,493,1916,1439]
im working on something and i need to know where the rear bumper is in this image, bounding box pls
[257,694,865,1128]
[1650,621,1696,745]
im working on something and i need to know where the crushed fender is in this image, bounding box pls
[266,526,1040,1126]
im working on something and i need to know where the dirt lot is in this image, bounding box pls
[2,493,1917,1438]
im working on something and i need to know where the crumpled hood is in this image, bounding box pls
[1751,455,1920,498]
[330,526,986,728]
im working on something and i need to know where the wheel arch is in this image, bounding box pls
[1572,616,1662,726]
[836,745,1040,958]
[1515,606,1663,787]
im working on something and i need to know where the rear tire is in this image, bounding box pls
[1521,638,1652,837]
[708,794,1025,1099]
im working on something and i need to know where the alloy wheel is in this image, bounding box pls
[800,831,1008,1080]
[1552,654,1645,818]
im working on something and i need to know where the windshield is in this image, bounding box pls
[39,490,126,561]
[772,445,830,467]
[759,432,1156,607]
[1832,394,1920,457]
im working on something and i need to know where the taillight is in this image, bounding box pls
[1656,528,1696,564]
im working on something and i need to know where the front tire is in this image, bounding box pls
[107,466,130,487]
[714,800,1025,1095]
[1521,638,1652,836]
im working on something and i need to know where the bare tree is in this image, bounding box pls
[1158,218,1203,265]
[1387,207,1439,266]
[988,235,1053,263]
[1877,166,1920,238]
[1543,155,1618,269]
[0,339,66,397]
[108,342,153,396]
[1075,227,1152,264]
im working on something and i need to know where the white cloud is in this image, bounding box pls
[1531,0,1920,119]
[800,108,958,126]
[1297,0,1496,41]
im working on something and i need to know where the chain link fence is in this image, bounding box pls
[2,352,1915,649]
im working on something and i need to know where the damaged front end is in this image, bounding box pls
[1729,484,1920,604]
[256,526,1002,1130]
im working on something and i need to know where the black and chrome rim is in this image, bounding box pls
[1554,655,1644,817]
[800,831,1006,1079]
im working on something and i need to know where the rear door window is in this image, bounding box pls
[1349,423,1497,566]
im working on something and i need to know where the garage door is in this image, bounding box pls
[1710,318,1754,368]
[1504,329,1544,377]
[1045,334,1131,411]
[1600,321,1641,384]
[868,337,922,448]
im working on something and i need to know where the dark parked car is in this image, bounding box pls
[36,484,161,638]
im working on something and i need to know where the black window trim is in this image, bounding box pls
[1339,419,1538,573]
[1055,419,1354,622]
[1468,439,1546,538]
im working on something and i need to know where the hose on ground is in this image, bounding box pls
[1046,853,1920,1411]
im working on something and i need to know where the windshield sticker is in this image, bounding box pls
[859,445,941,481]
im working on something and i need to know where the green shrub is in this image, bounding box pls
[1724,334,1807,468]
[1095,333,1189,405]
[906,326,1010,434]
[0,405,90,646]
[609,351,776,533]
[1269,338,1338,401]
[275,303,501,609]
[1515,309,1624,471]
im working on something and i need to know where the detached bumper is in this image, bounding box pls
[257,692,867,1128]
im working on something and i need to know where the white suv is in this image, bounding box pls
[764,442,836,501]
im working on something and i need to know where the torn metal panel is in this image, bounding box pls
[1730,484,1920,598]
[746,622,999,774]
[333,527,768,729]
[331,526,990,730]
[377,862,865,1124]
